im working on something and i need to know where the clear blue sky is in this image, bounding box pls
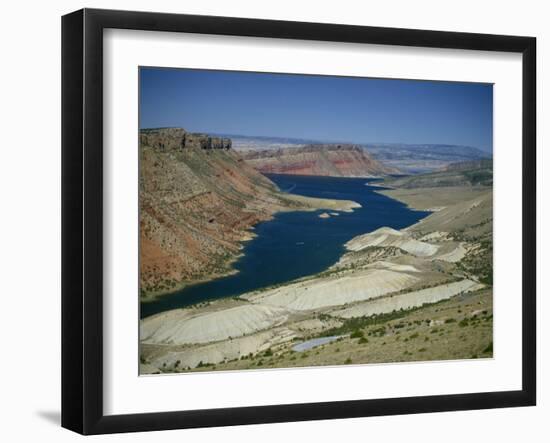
[139,67,493,153]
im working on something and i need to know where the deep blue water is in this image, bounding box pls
[140,175,430,318]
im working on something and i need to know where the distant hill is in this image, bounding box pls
[212,133,318,150]
[365,144,492,174]
[382,158,493,189]
[442,159,493,172]
[241,144,400,177]
[222,134,491,174]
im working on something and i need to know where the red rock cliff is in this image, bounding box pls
[241,144,399,177]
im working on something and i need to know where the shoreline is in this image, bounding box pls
[140,184,362,303]
[140,185,436,315]
[140,178,436,310]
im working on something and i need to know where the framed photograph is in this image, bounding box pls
[62,8,536,435]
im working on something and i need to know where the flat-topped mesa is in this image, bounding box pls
[140,127,232,152]
[242,143,400,177]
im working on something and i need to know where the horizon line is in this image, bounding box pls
[139,126,492,154]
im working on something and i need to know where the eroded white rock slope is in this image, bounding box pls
[247,269,419,311]
[141,304,289,345]
[332,279,484,319]
[345,227,440,257]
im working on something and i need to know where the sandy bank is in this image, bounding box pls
[284,193,361,212]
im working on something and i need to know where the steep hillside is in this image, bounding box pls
[242,144,399,177]
[139,128,359,300]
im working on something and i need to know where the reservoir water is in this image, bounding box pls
[140,174,430,318]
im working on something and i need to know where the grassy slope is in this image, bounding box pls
[185,289,492,372]
[382,159,492,189]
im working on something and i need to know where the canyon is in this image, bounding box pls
[139,128,359,300]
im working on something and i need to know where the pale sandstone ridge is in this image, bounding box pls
[139,127,360,299]
[245,268,419,311]
[345,227,440,257]
[435,243,468,263]
[344,227,471,264]
[364,261,421,273]
[144,328,298,371]
[332,279,485,319]
[242,144,399,177]
[141,304,289,345]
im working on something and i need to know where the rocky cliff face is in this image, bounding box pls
[140,127,232,151]
[140,128,288,299]
[241,144,399,177]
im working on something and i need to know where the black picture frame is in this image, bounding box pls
[61,8,536,435]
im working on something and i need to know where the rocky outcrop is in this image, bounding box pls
[140,127,232,152]
[140,128,286,299]
[242,144,399,177]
